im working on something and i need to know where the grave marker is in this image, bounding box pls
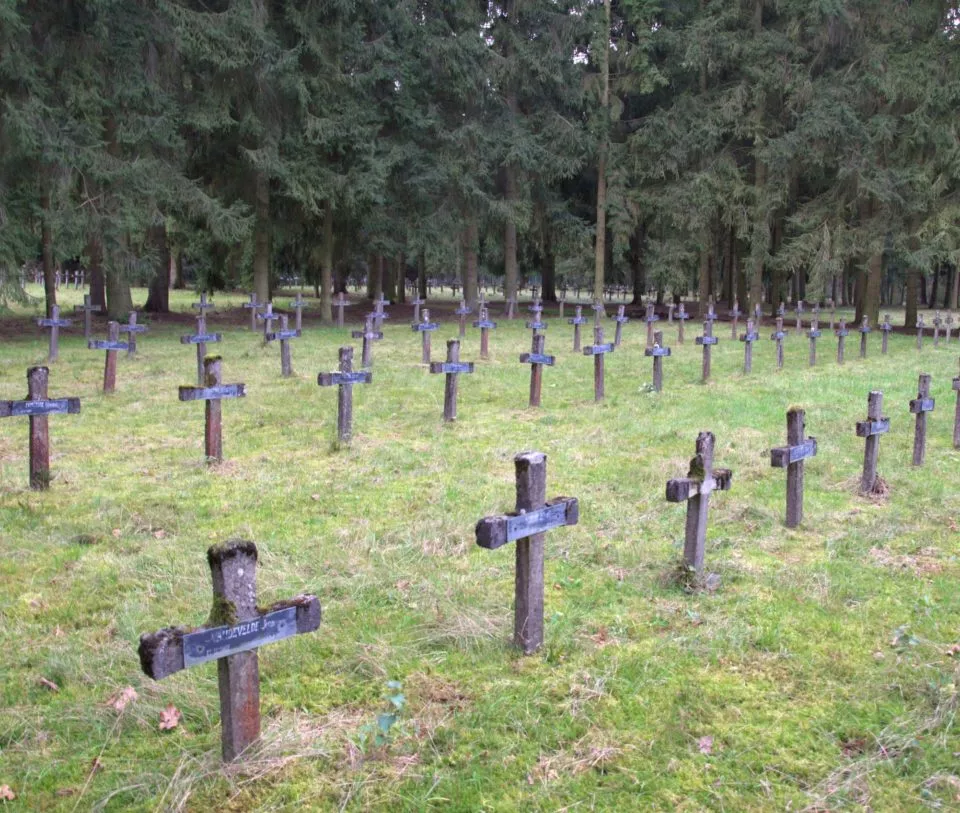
[118,311,147,357]
[257,303,279,341]
[138,540,321,762]
[178,356,246,464]
[410,295,425,324]
[917,315,925,350]
[520,333,555,408]
[740,319,759,374]
[808,319,821,366]
[583,326,614,402]
[429,339,474,422]
[771,317,786,370]
[412,309,439,364]
[0,366,80,490]
[729,300,741,340]
[770,409,817,528]
[695,320,717,383]
[36,305,72,362]
[472,307,497,360]
[568,305,587,352]
[243,293,261,331]
[880,314,893,354]
[794,300,804,334]
[946,314,954,344]
[610,305,629,347]
[74,295,101,340]
[933,311,942,347]
[856,391,889,494]
[181,315,223,386]
[677,303,690,344]
[264,314,301,377]
[828,299,836,331]
[369,295,390,331]
[953,358,960,449]
[335,292,347,329]
[858,316,871,359]
[455,300,471,338]
[351,315,383,368]
[88,321,128,393]
[645,330,671,392]
[667,302,676,324]
[192,292,215,319]
[909,373,934,466]
[644,303,658,347]
[835,319,848,364]
[289,293,307,332]
[318,346,371,444]
[475,452,578,654]
[665,432,732,576]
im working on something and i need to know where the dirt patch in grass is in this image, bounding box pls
[868,545,942,576]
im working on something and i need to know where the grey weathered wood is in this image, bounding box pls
[413,309,439,363]
[558,294,566,320]
[909,373,934,466]
[611,305,629,347]
[430,339,473,422]
[97,321,125,393]
[119,311,147,357]
[858,316,871,359]
[350,316,382,368]
[137,540,321,762]
[740,319,758,374]
[954,359,960,449]
[770,409,816,528]
[257,303,278,341]
[729,300,741,340]
[473,307,497,360]
[455,300,471,338]
[74,295,101,340]
[37,305,72,362]
[857,391,887,494]
[178,357,246,463]
[933,311,942,347]
[677,304,690,343]
[473,452,578,654]
[644,330,670,392]
[644,303,658,347]
[836,320,848,364]
[808,320,821,366]
[665,432,732,575]
[264,314,299,377]
[946,315,954,344]
[667,302,676,323]
[335,292,347,329]
[695,320,717,382]
[771,317,786,369]
[242,293,261,331]
[289,293,306,332]
[181,315,223,386]
[568,306,586,351]
[917,315,925,350]
[880,314,893,354]
[318,346,371,444]
[520,333,554,407]
[410,296,425,324]
[794,300,804,334]
[192,291,215,318]
[583,326,613,402]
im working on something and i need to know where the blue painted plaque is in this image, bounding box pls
[807,330,822,338]
[771,331,786,340]
[859,325,872,333]
[696,336,718,346]
[318,371,371,386]
[266,329,300,341]
[520,353,555,365]
[567,318,587,325]
[183,606,298,667]
[412,323,438,332]
[179,384,246,401]
[856,418,890,437]
[525,321,547,330]
[645,347,671,357]
[473,320,497,329]
[351,330,384,340]
[1,398,80,417]
[910,397,935,413]
[583,344,614,355]
[120,325,147,334]
[430,362,474,374]
[38,318,72,327]
[740,332,758,342]
[88,340,129,351]
[504,502,571,543]
[836,330,849,337]
[181,333,222,345]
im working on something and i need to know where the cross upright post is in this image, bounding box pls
[696,319,718,383]
[645,330,671,392]
[138,540,321,762]
[243,293,261,331]
[770,409,817,528]
[181,315,223,385]
[37,305,72,362]
[289,293,307,332]
[644,303,658,347]
[610,305,629,347]
[178,356,246,464]
[795,300,804,334]
[945,315,954,344]
[771,317,786,369]
[667,302,676,323]
[192,292,215,320]
[264,314,301,377]
[318,346,372,444]
[933,311,943,347]
[520,333,555,408]
[88,321,129,393]
[808,319,821,366]
[856,391,889,494]
[858,316,871,359]
[835,319,849,364]
[880,314,893,354]
[953,358,960,449]
[257,303,278,342]
[475,452,578,655]
[909,373,935,466]
[583,326,614,402]
[410,295,425,324]
[568,305,587,352]
[351,315,383,368]
[740,319,758,374]
[455,300,471,338]
[917,315,925,350]
[558,293,566,320]
[729,300,741,340]
[335,292,347,329]
[412,308,439,364]
[119,311,147,357]
[0,366,80,490]
[677,304,690,344]
[592,300,606,326]
[472,306,498,360]
[666,432,733,576]
[430,339,474,422]
[74,295,101,340]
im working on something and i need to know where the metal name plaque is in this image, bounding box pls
[857,418,890,437]
[520,353,555,365]
[859,326,872,333]
[266,330,300,341]
[432,362,474,374]
[411,323,438,332]
[677,313,689,320]
[696,336,718,346]
[179,384,245,401]
[181,333,222,345]
[38,318,72,327]
[505,502,571,543]
[183,606,297,667]
[568,318,587,325]
[645,347,671,357]
[120,325,147,334]
[319,371,371,386]
[808,330,822,338]
[88,340,129,351]
[473,320,497,329]
[583,344,614,355]
[836,330,849,337]
[525,321,547,330]
[771,332,786,340]
[741,333,758,342]
[789,439,817,463]
[644,314,658,323]
[8,399,79,417]
[911,397,935,413]
[614,315,630,323]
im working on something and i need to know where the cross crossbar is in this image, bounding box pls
[429,361,474,374]
[770,438,818,467]
[318,371,372,386]
[178,384,246,402]
[856,418,890,437]
[0,398,80,418]
[476,497,579,550]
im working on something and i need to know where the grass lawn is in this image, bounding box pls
[1,286,959,811]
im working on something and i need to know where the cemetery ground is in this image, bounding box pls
[2,288,960,811]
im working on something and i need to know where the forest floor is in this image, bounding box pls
[1,286,959,811]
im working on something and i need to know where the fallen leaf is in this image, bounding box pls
[38,677,59,693]
[946,644,960,658]
[153,529,166,540]
[106,686,138,712]
[111,528,121,538]
[698,735,714,755]
[158,704,181,731]
[0,785,15,801]
[395,580,411,592]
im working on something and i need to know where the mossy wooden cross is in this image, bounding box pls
[666,432,732,576]
[430,339,474,422]
[181,314,223,386]
[583,326,614,402]
[138,540,321,762]
[88,321,129,393]
[856,391,889,494]
[520,333,555,408]
[475,452,578,654]
[568,305,587,352]
[770,409,817,528]
[118,311,147,357]
[909,373,934,466]
[178,356,246,464]
[472,306,497,360]
[0,366,80,490]
[740,319,759,374]
[351,315,383,368]
[264,315,301,378]
[644,330,671,392]
[412,309,439,364]
[37,305,72,362]
[318,346,372,444]
[74,294,101,340]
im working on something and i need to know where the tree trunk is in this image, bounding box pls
[143,222,171,313]
[504,166,519,305]
[542,221,556,302]
[722,226,734,305]
[252,171,270,304]
[105,252,133,319]
[930,264,940,309]
[373,255,384,300]
[854,260,866,323]
[630,222,646,305]
[86,234,106,312]
[862,251,882,326]
[462,221,479,307]
[905,266,920,327]
[418,250,427,299]
[41,189,56,317]
[396,254,406,304]
[383,255,397,303]
[593,0,611,303]
[320,203,334,324]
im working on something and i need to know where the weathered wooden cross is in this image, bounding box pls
[696,319,718,383]
[264,315,301,377]
[771,317,786,370]
[835,319,849,364]
[808,319,821,366]
[181,315,223,386]
[520,333,555,408]
[369,295,390,332]
[472,307,497,360]
[770,409,817,528]
[74,294,101,340]
[665,432,732,576]
[178,356,246,464]
[954,358,960,449]
[430,339,474,422]
[645,330,671,392]
[455,300,472,338]
[351,315,383,368]
[880,314,893,354]
[335,292,347,329]
[583,326,614,402]
[667,302,676,323]
[475,452,578,654]
[704,300,718,326]
[642,302,658,347]
[138,540,321,762]
[909,373,934,466]
[119,311,147,357]
[856,391,889,494]
[412,309,439,364]
[88,321,129,393]
[318,346,372,444]
[794,300,804,334]
[946,315,954,344]
[610,304,629,347]
[592,300,606,326]
[916,315,925,350]
[568,305,587,352]
[0,366,80,490]
[243,293,261,331]
[729,300,741,340]
[37,305,72,362]
[192,292,216,320]
[410,295,425,324]
[933,312,943,347]
[858,316,871,359]
[257,303,279,341]
[677,303,690,344]
[289,293,307,332]
[740,319,758,373]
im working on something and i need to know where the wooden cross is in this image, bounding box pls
[953,358,960,449]
[350,315,383,368]
[138,540,321,762]
[583,326,614,402]
[475,452,578,655]
[318,346,372,444]
[119,311,147,357]
[0,366,80,490]
[257,303,279,341]
[776,302,786,320]
[455,300,472,338]
[609,305,629,347]
[835,319,849,364]
[856,391,889,494]
[794,299,804,334]
[857,316,871,359]
[592,300,606,326]
[289,293,307,332]
[410,295,425,324]
[242,293,261,331]
[88,321,129,394]
[412,309,439,364]
[558,293,566,320]
[335,292,347,329]
[676,303,690,344]
[667,302,676,323]
[36,305,72,362]
[528,298,543,321]
[192,292,216,320]
[665,432,732,576]
[909,373,934,466]
[916,315,925,350]
[370,296,390,331]
[568,305,587,352]
[181,315,223,386]
[264,315,301,377]
[704,301,717,326]
[695,319,718,383]
[472,307,497,361]
[644,303,659,347]
[505,296,517,320]
[754,302,762,326]
[946,314,954,344]
[808,319,821,366]
[880,314,893,354]
[525,313,548,335]
[645,330,671,392]
[770,409,817,528]
[729,300,741,340]
[178,356,246,464]
[740,319,758,374]
[771,317,786,370]
[828,299,836,331]
[73,294,101,340]
[429,339,474,422]
[520,333,555,408]
[933,311,943,347]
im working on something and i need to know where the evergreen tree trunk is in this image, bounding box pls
[383,255,397,302]
[253,171,270,304]
[87,235,106,311]
[630,223,646,305]
[854,262,866,323]
[863,251,882,326]
[905,266,920,327]
[320,203,334,324]
[722,226,734,305]
[41,188,56,318]
[418,251,427,299]
[105,253,133,319]
[504,167,519,305]
[542,222,556,302]
[396,254,406,304]
[143,223,171,313]
[372,255,383,300]
[171,248,184,290]
[462,221,479,307]
[593,0,611,303]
